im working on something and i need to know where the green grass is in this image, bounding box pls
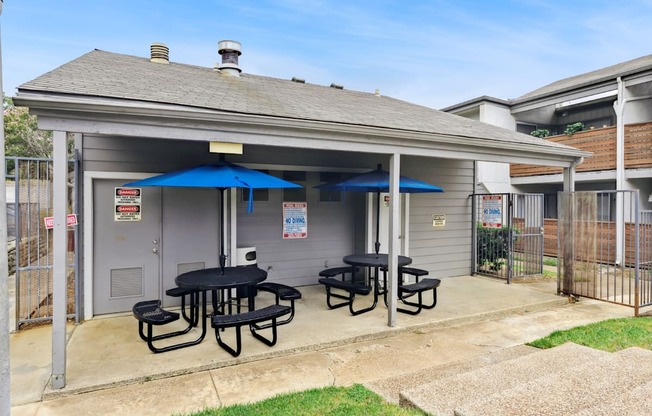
[543,256,557,267]
[180,317,652,415]
[528,317,652,352]
[542,269,557,278]
[177,384,426,416]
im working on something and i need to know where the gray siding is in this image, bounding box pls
[237,171,360,287]
[83,134,475,286]
[403,157,474,278]
[82,135,218,173]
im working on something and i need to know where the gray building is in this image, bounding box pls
[14,40,587,388]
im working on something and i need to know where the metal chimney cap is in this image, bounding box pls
[217,40,242,76]
[218,40,242,55]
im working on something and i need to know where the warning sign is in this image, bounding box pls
[482,195,502,228]
[115,187,142,221]
[432,214,446,227]
[43,214,78,230]
[283,202,308,239]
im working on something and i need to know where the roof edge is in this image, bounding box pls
[440,95,511,112]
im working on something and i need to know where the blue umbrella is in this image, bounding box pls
[315,164,443,254]
[124,161,302,272]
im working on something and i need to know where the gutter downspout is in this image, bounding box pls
[613,77,627,265]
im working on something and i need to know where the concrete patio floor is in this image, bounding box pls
[9,275,636,415]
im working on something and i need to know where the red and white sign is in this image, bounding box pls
[115,187,142,221]
[481,195,503,228]
[282,202,308,239]
[44,214,78,230]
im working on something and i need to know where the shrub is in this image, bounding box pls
[564,122,585,136]
[477,224,518,270]
[530,128,550,138]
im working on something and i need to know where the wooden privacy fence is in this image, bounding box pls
[543,219,647,267]
[511,121,652,177]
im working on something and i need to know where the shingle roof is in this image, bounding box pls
[17,49,575,150]
[514,54,652,103]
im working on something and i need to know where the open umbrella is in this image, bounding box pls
[315,164,443,255]
[124,161,302,273]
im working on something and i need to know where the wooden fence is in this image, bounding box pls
[542,218,650,267]
[510,121,652,177]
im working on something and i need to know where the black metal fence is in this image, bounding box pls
[472,193,545,283]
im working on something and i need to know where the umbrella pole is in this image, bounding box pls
[219,188,226,274]
[375,190,381,256]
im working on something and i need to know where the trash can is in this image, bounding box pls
[236,247,257,298]
[236,246,257,266]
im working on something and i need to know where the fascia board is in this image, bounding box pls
[18,94,589,167]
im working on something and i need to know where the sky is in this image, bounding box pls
[2,0,652,110]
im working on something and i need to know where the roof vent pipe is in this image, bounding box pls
[150,42,169,64]
[217,40,242,76]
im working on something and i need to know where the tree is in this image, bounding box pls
[4,95,53,158]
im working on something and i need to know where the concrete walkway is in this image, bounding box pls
[9,275,635,415]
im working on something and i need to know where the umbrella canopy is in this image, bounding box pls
[124,161,302,272]
[315,164,443,254]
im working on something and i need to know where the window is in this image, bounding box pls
[318,172,343,202]
[283,171,306,202]
[241,169,270,202]
[241,188,268,202]
[544,194,557,219]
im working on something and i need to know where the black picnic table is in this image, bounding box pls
[174,266,268,345]
[343,253,412,309]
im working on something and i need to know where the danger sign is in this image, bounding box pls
[115,187,142,221]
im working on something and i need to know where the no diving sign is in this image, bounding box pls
[482,195,503,228]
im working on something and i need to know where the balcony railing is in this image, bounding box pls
[510,121,652,177]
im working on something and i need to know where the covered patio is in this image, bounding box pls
[10,275,576,406]
[11,40,591,393]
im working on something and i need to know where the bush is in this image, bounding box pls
[564,122,585,136]
[477,224,518,270]
[530,128,550,138]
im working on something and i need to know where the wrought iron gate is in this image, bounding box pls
[472,193,544,283]
[6,156,79,330]
[558,190,651,315]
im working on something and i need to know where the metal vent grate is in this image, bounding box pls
[110,267,143,298]
[177,262,205,275]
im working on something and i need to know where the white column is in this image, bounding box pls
[0,2,11,413]
[229,188,237,266]
[562,162,577,192]
[51,131,68,389]
[614,78,626,264]
[387,154,400,327]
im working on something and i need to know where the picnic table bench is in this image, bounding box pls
[132,300,195,353]
[317,277,376,316]
[211,304,291,357]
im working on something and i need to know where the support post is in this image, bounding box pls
[51,131,68,389]
[614,78,627,265]
[0,2,11,414]
[560,161,579,296]
[387,154,400,327]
